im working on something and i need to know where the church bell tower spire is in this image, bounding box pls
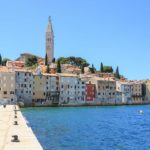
[46,16,54,64]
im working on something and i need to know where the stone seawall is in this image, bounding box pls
[0,105,43,150]
[29,101,150,107]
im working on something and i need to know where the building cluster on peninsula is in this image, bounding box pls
[0,17,150,107]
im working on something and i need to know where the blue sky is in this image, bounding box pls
[0,0,150,80]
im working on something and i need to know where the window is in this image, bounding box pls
[4,91,7,94]
[10,91,14,94]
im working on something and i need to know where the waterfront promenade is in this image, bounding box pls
[0,105,43,150]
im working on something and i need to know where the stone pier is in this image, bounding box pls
[0,105,43,150]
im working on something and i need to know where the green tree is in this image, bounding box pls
[57,57,68,64]
[81,65,84,74]
[115,66,120,79]
[52,58,56,63]
[100,62,103,72]
[25,56,38,67]
[57,60,61,73]
[45,53,48,65]
[103,66,113,73]
[46,64,50,73]
[57,56,89,68]
[0,54,2,65]
[2,58,11,66]
[90,64,96,74]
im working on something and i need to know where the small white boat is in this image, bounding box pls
[139,110,144,114]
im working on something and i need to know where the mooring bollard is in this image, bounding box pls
[14,110,17,115]
[11,135,20,142]
[14,121,18,125]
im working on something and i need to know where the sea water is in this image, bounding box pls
[22,105,150,150]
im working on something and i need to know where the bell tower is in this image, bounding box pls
[46,16,54,64]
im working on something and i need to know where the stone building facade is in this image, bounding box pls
[91,77,116,105]
[59,74,85,105]
[0,69,16,104]
[116,81,132,104]
[32,74,46,105]
[15,70,33,106]
[130,81,143,104]
[43,73,59,105]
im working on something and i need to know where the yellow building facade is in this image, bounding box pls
[145,81,150,101]
[130,82,143,103]
[32,74,46,101]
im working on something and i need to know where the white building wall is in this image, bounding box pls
[59,75,86,105]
